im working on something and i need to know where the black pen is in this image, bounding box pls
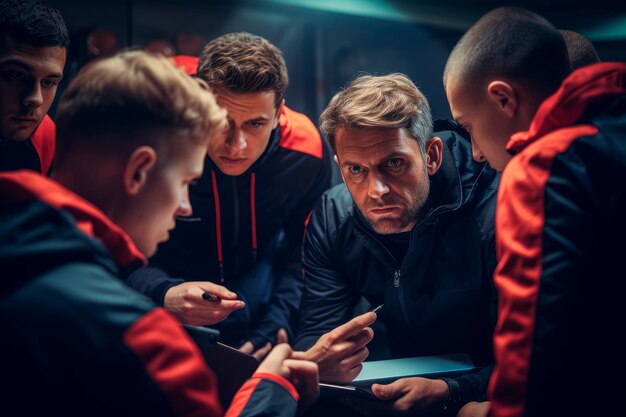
[202,292,222,302]
[371,304,384,313]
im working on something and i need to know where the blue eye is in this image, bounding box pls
[349,166,362,174]
[386,158,402,168]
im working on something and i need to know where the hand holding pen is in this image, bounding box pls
[162,281,245,326]
[202,292,221,302]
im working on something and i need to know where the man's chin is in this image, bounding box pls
[2,126,38,142]
[368,218,405,235]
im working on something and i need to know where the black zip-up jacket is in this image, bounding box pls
[295,122,499,406]
[0,170,301,417]
[127,106,334,347]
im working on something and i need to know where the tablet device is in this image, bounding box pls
[319,382,378,401]
[352,353,475,387]
[183,325,259,408]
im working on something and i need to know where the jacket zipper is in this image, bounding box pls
[359,223,419,342]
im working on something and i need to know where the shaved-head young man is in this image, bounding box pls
[445,7,626,417]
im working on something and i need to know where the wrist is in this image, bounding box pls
[439,377,463,416]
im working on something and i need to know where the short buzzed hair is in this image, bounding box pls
[444,7,571,98]
[197,32,289,108]
[55,51,226,166]
[560,29,601,69]
[320,73,432,154]
[0,0,69,50]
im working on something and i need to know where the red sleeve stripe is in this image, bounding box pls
[225,372,299,417]
[489,124,599,417]
[224,378,262,417]
[250,372,299,400]
[123,308,223,417]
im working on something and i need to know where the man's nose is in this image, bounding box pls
[176,187,193,217]
[226,128,247,153]
[367,174,390,199]
[472,144,486,163]
[22,81,44,109]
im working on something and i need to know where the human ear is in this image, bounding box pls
[425,137,443,176]
[334,154,346,183]
[123,146,157,195]
[486,81,518,118]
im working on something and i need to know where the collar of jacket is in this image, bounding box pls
[507,62,626,154]
[0,170,146,270]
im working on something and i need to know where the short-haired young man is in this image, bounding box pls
[0,0,68,174]
[445,7,626,417]
[295,73,499,415]
[0,51,318,417]
[128,32,334,358]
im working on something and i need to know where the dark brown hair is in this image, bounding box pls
[197,32,288,108]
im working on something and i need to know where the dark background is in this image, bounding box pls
[50,0,626,124]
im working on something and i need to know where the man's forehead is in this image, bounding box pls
[0,40,66,73]
[215,88,276,117]
[336,127,419,161]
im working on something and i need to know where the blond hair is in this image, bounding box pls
[197,32,288,108]
[320,73,432,153]
[55,50,226,163]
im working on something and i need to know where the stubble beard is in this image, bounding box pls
[366,170,431,235]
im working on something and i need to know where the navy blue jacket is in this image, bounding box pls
[0,171,300,417]
[490,63,626,417]
[295,122,499,407]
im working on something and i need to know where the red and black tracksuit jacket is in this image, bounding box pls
[127,104,334,348]
[489,62,626,417]
[0,171,301,417]
[0,114,56,174]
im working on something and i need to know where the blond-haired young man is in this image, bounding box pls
[0,51,318,417]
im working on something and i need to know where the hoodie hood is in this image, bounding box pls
[507,62,626,153]
[0,171,146,293]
